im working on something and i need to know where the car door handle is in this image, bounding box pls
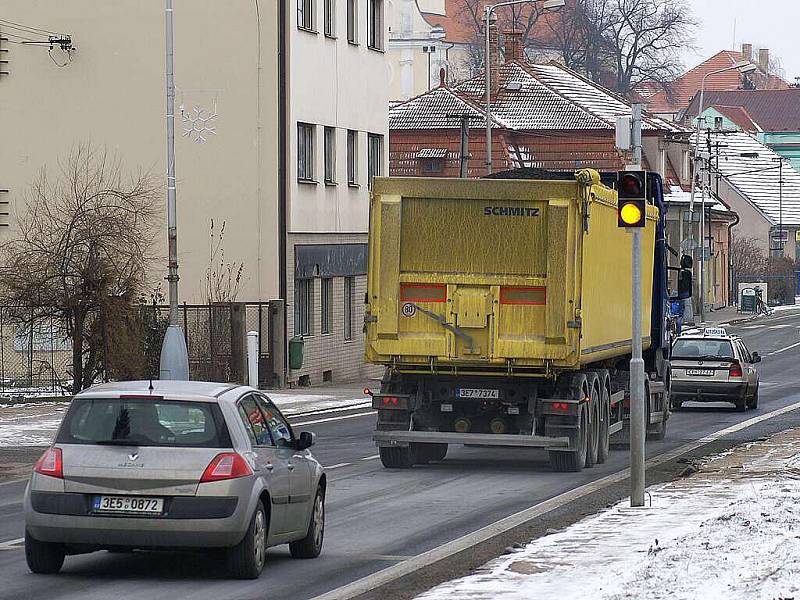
[287,463,295,471]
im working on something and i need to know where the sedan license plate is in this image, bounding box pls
[457,388,499,399]
[686,369,714,376]
[93,495,164,515]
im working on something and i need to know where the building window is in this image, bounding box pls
[324,126,336,184]
[321,278,332,334]
[324,0,336,37]
[294,279,313,336]
[421,158,444,174]
[367,0,383,50]
[297,122,315,182]
[368,133,383,188]
[347,129,359,186]
[298,0,315,31]
[347,0,358,44]
[343,276,353,340]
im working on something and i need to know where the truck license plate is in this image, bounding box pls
[93,495,164,515]
[686,369,714,376]
[457,388,499,399]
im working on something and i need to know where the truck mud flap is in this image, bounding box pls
[373,430,570,449]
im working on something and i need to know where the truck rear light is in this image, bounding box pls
[383,396,399,406]
[500,287,546,305]
[372,395,410,410]
[729,362,743,378]
[200,453,253,483]
[400,284,446,303]
[34,448,63,479]
[551,402,570,412]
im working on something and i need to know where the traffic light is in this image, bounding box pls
[617,171,647,228]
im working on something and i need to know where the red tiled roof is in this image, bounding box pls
[682,89,800,132]
[713,105,762,132]
[421,0,563,45]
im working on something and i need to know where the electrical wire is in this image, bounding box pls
[0,18,58,36]
[1,31,38,42]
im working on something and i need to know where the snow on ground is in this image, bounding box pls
[268,389,370,416]
[418,429,800,600]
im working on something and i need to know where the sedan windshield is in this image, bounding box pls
[672,339,735,361]
[57,398,232,448]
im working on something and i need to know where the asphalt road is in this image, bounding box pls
[1,311,799,600]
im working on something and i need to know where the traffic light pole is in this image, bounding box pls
[630,104,645,508]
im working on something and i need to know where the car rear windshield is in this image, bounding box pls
[56,397,232,448]
[672,339,735,361]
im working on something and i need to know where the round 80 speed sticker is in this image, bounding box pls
[401,302,416,318]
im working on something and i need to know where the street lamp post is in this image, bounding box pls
[689,60,757,323]
[484,0,565,175]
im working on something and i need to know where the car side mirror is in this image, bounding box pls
[752,352,761,363]
[296,431,316,451]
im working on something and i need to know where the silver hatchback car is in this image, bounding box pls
[24,381,326,579]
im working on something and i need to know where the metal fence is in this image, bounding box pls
[733,275,797,307]
[0,301,277,398]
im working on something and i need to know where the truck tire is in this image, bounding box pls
[549,403,588,473]
[646,381,668,441]
[584,374,600,468]
[414,443,448,464]
[379,446,415,468]
[596,385,611,464]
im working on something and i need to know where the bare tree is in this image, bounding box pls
[730,236,767,281]
[205,219,244,304]
[0,144,161,393]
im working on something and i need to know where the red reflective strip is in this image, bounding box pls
[499,286,547,305]
[400,284,447,303]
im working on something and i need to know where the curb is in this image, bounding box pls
[0,395,72,406]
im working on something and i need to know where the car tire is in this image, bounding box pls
[748,388,759,410]
[290,486,325,559]
[227,500,267,579]
[734,395,747,412]
[25,529,65,575]
[670,397,683,411]
[379,446,415,468]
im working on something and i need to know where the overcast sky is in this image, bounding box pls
[683,1,800,83]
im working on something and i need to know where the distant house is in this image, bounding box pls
[644,46,789,122]
[680,89,800,174]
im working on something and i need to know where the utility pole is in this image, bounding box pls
[629,103,645,508]
[159,0,189,380]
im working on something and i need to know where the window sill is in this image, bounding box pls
[368,45,385,53]
[324,33,337,40]
[298,26,318,35]
[325,180,338,187]
[348,182,360,188]
[298,178,318,185]
[347,40,360,46]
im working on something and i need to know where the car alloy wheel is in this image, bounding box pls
[253,509,266,570]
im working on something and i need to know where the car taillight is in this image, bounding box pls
[34,448,63,479]
[200,453,253,483]
[729,362,743,378]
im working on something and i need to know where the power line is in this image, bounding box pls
[0,18,58,36]
[1,31,38,42]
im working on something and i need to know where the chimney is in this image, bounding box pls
[758,48,770,72]
[504,31,524,62]
[741,43,753,62]
[488,20,501,99]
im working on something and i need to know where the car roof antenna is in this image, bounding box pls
[148,378,154,394]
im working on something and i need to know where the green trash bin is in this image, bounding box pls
[289,336,305,370]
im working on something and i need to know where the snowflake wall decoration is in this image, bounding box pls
[181,101,218,144]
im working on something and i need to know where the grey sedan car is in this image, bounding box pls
[24,381,326,579]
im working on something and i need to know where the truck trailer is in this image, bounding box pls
[364,169,673,472]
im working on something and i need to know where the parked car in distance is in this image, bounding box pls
[670,328,761,412]
[24,381,326,579]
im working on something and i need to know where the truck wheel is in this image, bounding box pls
[414,443,448,464]
[646,382,667,441]
[379,446,415,468]
[596,387,611,464]
[549,403,588,473]
[584,377,600,468]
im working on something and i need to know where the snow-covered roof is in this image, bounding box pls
[695,131,800,226]
[665,185,730,213]
[389,86,490,130]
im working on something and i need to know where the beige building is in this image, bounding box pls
[0,0,388,387]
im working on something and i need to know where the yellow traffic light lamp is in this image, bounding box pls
[617,171,647,228]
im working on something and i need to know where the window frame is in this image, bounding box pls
[237,395,275,448]
[324,126,337,185]
[298,0,316,32]
[321,277,333,335]
[297,122,316,183]
[347,0,359,44]
[324,0,336,37]
[255,395,295,449]
[347,129,359,186]
[367,132,383,189]
[294,278,313,336]
[367,0,384,51]
[343,276,353,341]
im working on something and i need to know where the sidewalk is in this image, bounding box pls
[417,428,800,600]
[690,302,800,328]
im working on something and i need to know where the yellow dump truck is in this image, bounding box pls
[365,169,673,472]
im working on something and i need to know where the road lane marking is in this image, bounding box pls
[0,537,23,550]
[311,399,800,600]
[361,455,380,461]
[283,401,373,418]
[0,478,27,488]
[291,411,376,426]
[325,463,352,470]
[768,341,800,356]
